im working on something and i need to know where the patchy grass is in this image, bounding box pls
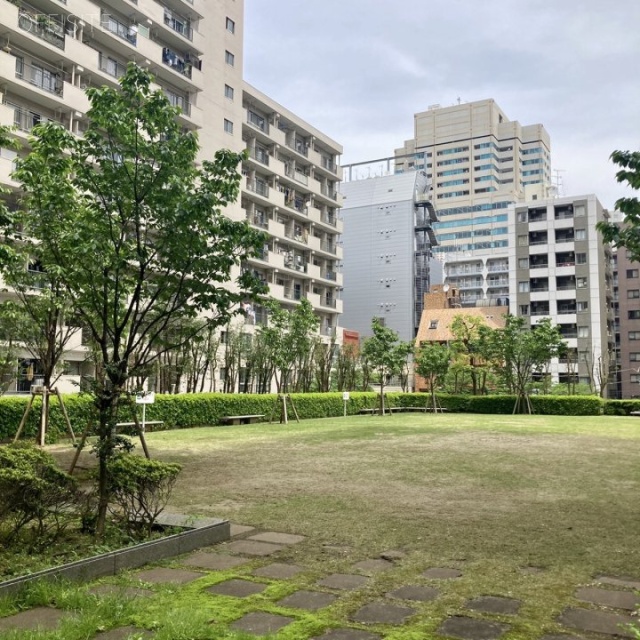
[6,413,640,639]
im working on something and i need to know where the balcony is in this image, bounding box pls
[99,53,127,80]
[528,208,547,223]
[286,138,308,157]
[162,48,194,79]
[246,179,269,198]
[15,58,64,96]
[529,232,548,246]
[555,231,575,244]
[18,4,65,50]
[101,13,137,45]
[249,147,269,166]
[247,110,268,134]
[164,8,193,41]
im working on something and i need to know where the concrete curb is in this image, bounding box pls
[0,516,229,598]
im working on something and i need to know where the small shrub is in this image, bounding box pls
[0,443,78,544]
[107,454,182,537]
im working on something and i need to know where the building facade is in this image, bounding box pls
[0,0,343,393]
[508,194,614,392]
[340,171,438,341]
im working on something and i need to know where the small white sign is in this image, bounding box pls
[136,392,155,405]
[342,392,350,401]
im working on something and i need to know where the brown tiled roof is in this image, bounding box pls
[416,306,508,344]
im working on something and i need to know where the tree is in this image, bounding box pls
[414,341,450,411]
[0,305,18,396]
[449,315,496,395]
[257,298,319,392]
[8,64,266,536]
[361,318,406,414]
[597,149,640,257]
[335,342,359,391]
[492,316,565,413]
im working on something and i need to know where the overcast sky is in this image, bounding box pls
[243,0,639,210]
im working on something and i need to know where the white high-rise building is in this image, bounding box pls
[0,0,342,393]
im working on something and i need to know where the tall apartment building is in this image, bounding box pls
[508,194,615,392]
[0,0,343,392]
[240,84,343,338]
[394,100,552,296]
[340,171,438,341]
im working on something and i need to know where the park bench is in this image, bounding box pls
[219,414,266,425]
[630,411,640,417]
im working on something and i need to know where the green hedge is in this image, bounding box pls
[0,391,613,443]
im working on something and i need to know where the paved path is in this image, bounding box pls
[1,525,638,639]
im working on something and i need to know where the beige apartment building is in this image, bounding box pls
[0,0,342,392]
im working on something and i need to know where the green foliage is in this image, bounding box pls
[597,149,640,259]
[106,454,181,537]
[0,443,78,544]
[603,399,640,416]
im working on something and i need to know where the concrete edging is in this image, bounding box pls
[0,516,230,598]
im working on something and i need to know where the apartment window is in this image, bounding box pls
[225,50,235,66]
[577,301,589,312]
[519,305,529,316]
[224,118,233,134]
[575,228,587,241]
[629,331,640,340]
[226,17,235,33]
[429,320,439,329]
[518,235,528,247]
[629,310,640,320]
[631,374,640,383]
[518,281,529,293]
[576,253,587,265]
[627,269,639,279]
[575,205,586,217]
[629,290,640,299]
[576,277,587,288]
[630,353,640,362]
[518,258,529,269]
[517,211,527,223]
[224,84,234,100]
[578,326,589,338]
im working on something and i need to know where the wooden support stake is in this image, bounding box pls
[288,394,301,423]
[68,419,92,475]
[54,387,76,444]
[13,392,36,443]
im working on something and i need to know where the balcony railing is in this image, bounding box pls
[246,179,269,198]
[162,48,193,78]
[99,53,127,79]
[323,297,337,308]
[101,13,137,45]
[530,262,549,269]
[164,89,191,116]
[15,59,64,96]
[164,9,193,40]
[251,148,269,166]
[531,309,551,316]
[11,105,59,132]
[247,110,267,132]
[287,139,308,157]
[285,230,308,244]
[321,156,336,172]
[320,185,338,200]
[487,263,508,272]
[18,6,65,49]
[320,242,336,255]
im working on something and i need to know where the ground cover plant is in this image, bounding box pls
[3,412,632,638]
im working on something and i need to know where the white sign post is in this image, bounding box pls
[342,391,350,417]
[135,392,155,432]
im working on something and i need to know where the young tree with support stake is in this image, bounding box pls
[7,64,266,536]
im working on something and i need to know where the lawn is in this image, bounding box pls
[5,413,640,638]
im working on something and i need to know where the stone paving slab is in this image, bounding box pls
[230,523,256,537]
[154,512,224,530]
[0,607,66,632]
[423,567,463,579]
[248,531,306,545]
[207,579,267,598]
[575,586,640,611]
[558,607,635,638]
[95,626,154,639]
[466,596,521,615]
[387,585,439,602]
[230,611,294,635]
[311,629,381,639]
[89,585,154,599]
[253,562,305,579]
[352,559,393,574]
[135,568,203,584]
[596,575,640,591]
[437,615,510,640]
[181,551,250,570]
[351,601,415,625]
[278,590,338,611]
[521,566,545,575]
[317,573,370,591]
[226,540,285,556]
